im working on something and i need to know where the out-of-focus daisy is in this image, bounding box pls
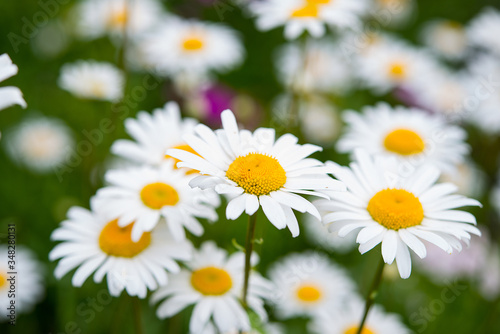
[268,252,355,319]
[275,40,354,94]
[309,299,410,334]
[5,116,74,173]
[74,0,163,41]
[315,150,481,278]
[151,241,272,333]
[466,54,500,134]
[49,198,192,298]
[0,246,44,320]
[249,0,367,40]
[299,97,341,145]
[336,103,469,174]
[111,102,199,167]
[95,161,219,241]
[303,213,357,254]
[372,0,415,28]
[138,17,244,77]
[440,160,486,198]
[167,109,345,237]
[421,20,467,60]
[58,60,124,102]
[355,38,437,94]
[467,8,500,57]
[0,54,27,111]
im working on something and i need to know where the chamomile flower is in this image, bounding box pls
[275,40,354,94]
[421,20,468,60]
[95,161,219,242]
[250,0,367,40]
[371,0,415,28]
[58,60,124,102]
[111,102,199,167]
[467,8,500,57]
[336,103,469,174]
[74,0,163,41]
[315,150,481,278]
[151,241,272,333]
[268,252,355,320]
[0,54,27,111]
[5,116,74,173]
[355,38,437,94]
[309,299,410,334]
[138,17,244,77]
[167,109,346,237]
[0,246,44,320]
[304,214,357,254]
[49,198,192,298]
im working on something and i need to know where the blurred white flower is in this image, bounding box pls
[421,20,468,60]
[49,198,192,298]
[440,160,486,199]
[74,0,164,41]
[268,252,355,320]
[337,103,469,174]
[275,40,354,94]
[0,54,27,111]
[58,60,124,102]
[371,0,416,28]
[299,97,341,146]
[138,17,244,77]
[0,246,44,320]
[250,0,368,40]
[303,213,357,254]
[467,7,500,57]
[5,116,74,173]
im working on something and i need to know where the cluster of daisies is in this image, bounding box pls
[2,0,500,332]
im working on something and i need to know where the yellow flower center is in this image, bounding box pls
[367,189,424,230]
[226,153,287,196]
[296,284,322,303]
[291,4,319,18]
[140,182,179,210]
[307,0,331,4]
[190,267,233,296]
[109,8,128,28]
[345,326,376,334]
[383,128,425,156]
[165,144,201,174]
[98,219,151,257]
[182,37,204,51]
[388,62,407,80]
[0,272,6,289]
[90,81,106,98]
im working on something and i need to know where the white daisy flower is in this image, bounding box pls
[151,241,272,333]
[299,97,341,145]
[467,7,500,57]
[74,0,164,41]
[336,103,469,174]
[111,102,199,168]
[167,109,346,237]
[268,252,355,320]
[315,149,481,278]
[355,38,437,94]
[303,214,357,254]
[250,0,367,40]
[58,60,124,102]
[49,198,192,298]
[138,17,244,77]
[0,54,27,111]
[0,246,44,320]
[309,298,410,334]
[275,40,354,94]
[420,20,468,60]
[95,161,219,242]
[465,54,500,134]
[5,116,74,173]
[371,0,415,28]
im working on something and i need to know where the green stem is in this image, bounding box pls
[132,297,143,334]
[241,213,258,308]
[356,256,386,334]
